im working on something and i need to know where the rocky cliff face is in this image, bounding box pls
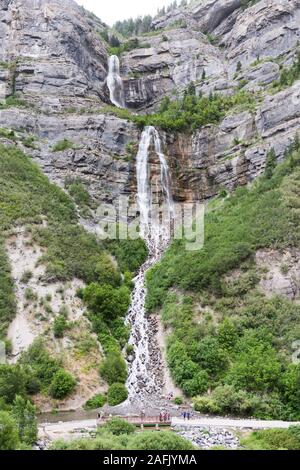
[0,0,300,206]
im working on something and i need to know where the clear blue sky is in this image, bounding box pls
[75,0,176,25]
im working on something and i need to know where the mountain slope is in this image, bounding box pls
[146,140,300,419]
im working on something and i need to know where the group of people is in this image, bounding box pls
[181,411,192,420]
[159,411,171,422]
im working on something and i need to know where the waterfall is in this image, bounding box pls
[107,55,125,108]
[125,126,174,407]
[136,126,174,237]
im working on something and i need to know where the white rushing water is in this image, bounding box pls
[125,126,174,406]
[107,55,125,108]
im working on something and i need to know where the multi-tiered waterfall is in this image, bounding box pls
[125,126,174,407]
[107,55,125,108]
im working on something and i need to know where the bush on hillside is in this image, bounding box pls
[107,383,128,406]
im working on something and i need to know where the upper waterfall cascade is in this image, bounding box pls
[125,126,174,406]
[107,55,125,108]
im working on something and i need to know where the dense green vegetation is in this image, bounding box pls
[108,38,151,57]
[103,86,257,133]
[84,393,107,410]
[19,339,76,399]
[0,364,38,449]
[0,403,37,451]
[0,144,149,422]
[52,139,75,152]
[107,383,128,406]
[146,138,300,419]
[106,238,147,273]
[241,426,300,450]
[112,1,188,39]
[64,176,94,218]
[51,418,195,450]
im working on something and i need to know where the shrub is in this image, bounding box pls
[49,370,76,399]
[51,435,126,450]
[83,283,130,321]
[100,351,127,385]
[241,426,300,450]
[126,344,134,356]
[174,396,183,405]
[107,383,128,406]
[84,394,107,410]
[20,340,60,389]
[20,271,32,284]
[53,315,68,338]
[106,238,148,273]
[52,139,74,152]
[64,177,90,207]
[102,417,135,436]
[129,431,195,450]
[94,254,121,287]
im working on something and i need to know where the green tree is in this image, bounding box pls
[0,365,27,404]
[218,319,238,351]
[53,315,68,338]
[102,417,135,436]
[95,254,121,287]
[83,283,130,321]
[265,148,277,179]
[49,370,76,399]
[280,364,300,418]
[100,351,127,384]
[191,336,229,376]
[236,61,242,72]
[226,332,282,393]
[107,383,128,406]
[12,395,37,445]
[0,411,20,450]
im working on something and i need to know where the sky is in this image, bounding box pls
[75,0,175,26]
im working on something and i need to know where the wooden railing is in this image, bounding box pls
[97,416,171,427]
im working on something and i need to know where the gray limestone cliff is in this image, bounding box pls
[0,0,300,204]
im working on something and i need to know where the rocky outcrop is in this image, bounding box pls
[163,80,300,200]
[256,249,300,300]
[0,107,139,202]
[0,0,300,205]
[192,0,242,34]
[0,0,109,109]
[220,0,300,74]
[121,27,225,109]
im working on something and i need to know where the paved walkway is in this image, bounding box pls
[39,416,300,441]
[172,417,300,429]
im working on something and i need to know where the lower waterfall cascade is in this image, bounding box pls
[125,126,174,407]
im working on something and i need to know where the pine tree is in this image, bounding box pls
[12,395,37,446]
[264,148,277,179]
